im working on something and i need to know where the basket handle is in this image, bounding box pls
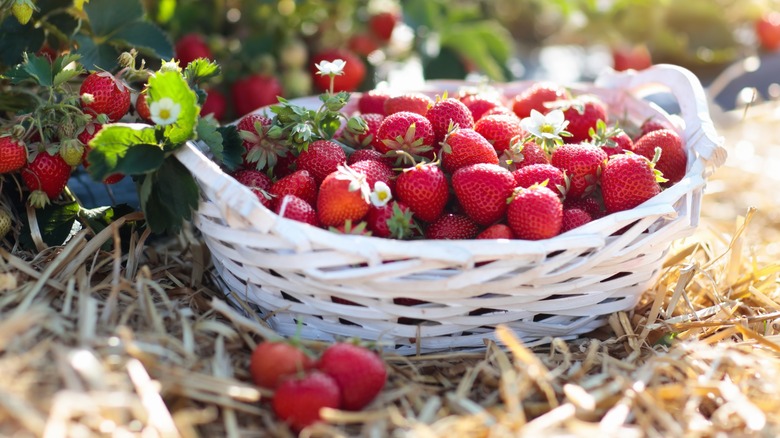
[595,64,727,170]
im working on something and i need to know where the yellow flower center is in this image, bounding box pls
[540,124,555,134]
[159,108,171,120]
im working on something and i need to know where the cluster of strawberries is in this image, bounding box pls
[234,81,687,241]
[250,341,386,432]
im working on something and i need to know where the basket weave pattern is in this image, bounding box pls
[176,65,726,354]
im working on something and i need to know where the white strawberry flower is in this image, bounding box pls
[369,181,393,207]
[520,109,569,141]
[315,59,346,76]
[149,97,181,126]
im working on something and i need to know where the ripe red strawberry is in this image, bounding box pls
[368,11,398,42]
[249,341,315,389]
[441,128,499,174]
[551,143,608,198]
[482,105,519,120]
[561,207,592,232]
[756,12,780,51]
[384,93,433,116]
[366,201,415,239]
[375,111,435,158]
[358,90,392,115]
[275,195,319,226]
[237,114,289,171]
[602,153,663,213]
[554,96,608,144]
[317,165,371,227]
[565,196,604,220]
[512,164,566,197]
[233,169,273,208]
[511,82,568,119]
[501,138,549,170]
[231,75,283,117]
[474,114,523,154]
[317,343,386,411]
[274,150,296,180]
[507,185,563,240]
[270,170,318,207]
[477,223,515,239]
[135,93,152,123]
[340,113,384,149]
[460,94,502,121]
[426,98,474,145]
[426,213,480,239]
[296,140,348,184]
[273,371,341,431]
[201,88,227,121]
[0,136,28,174]
[22,151,72,208]
[395,161,449,223]
[311,49,366,93]
[350,159,395,192]
[174,33,212,67]
[348,33,381,57]
[612,44,652,71]
[632,129,686,185]
[452,163,516,226]
[347,149,393,166]
[637,118,667,139]
[80,72,131,122]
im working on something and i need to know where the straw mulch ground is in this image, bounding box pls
[1,103,779,437]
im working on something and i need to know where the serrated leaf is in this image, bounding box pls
[146,71,199,145]
[196,115,224,159]
[110,20,173,60]
[143,157,199,234]
[87,124,158,181]
[115,144,165,175]
[82,0,143,37]
[184,59,221,83]
[73,34,119,70]
[20,52,53,86]
[216,125,243,171]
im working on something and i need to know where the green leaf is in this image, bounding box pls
[73,34,120,71]
[0,16,45,66]
[185,59,221,83]
[146,71,199,145]
[216,125,243,171]
[110,21,173,60]
[196,115,224,159]
[21,200,81,248]
[115,144,166,175]
[82,0,144,37]
[87,124,158,181]
[143,157,200,234]
[7,52,53,86]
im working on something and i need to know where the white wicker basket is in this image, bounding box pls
[175,65,726,355]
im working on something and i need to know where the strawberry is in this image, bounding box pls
[201,88,227,121]
[317,343,386,411]
[350,159,395,192]
[347,149,393,166]
[348,33,381,57]
[632,129,686,185]
[341,113,384,149]
[368,11,398,42]
[612,44,652,71]
[317,165,371,227]
[375,111,435,159]
[395,161,449,223]
[384,93,433,117]
[426,97,474,145]
[601,152,664,213]
[637,118,667,139]
[0,208,11,240]
[482,105,519,120]
[80,72,131,122]
[233,169,273,208]
[274,150,296,180]
[477,223,515,239]
[550,143,607,199]
[231,75,283,117]
[512,163,566,197]
[506,185,563,240]
[426,213,480,239]
[0,136,28,174]
[358,90,392,115]
[270,170,318,207]
[554,96,608,144]
[756,12,780,51]
[441,128,499,174]
[561,207,592,232]
[11,0,34,25]
[249,341,314,389]
[59,139,85,166]
[135,92,152,123]
[296,139,348,184]
[452,163,516,226]
[460,94,502,121]
[474,114,523,154]
[174,33,213,67]
[275,195,319,226]
[588,120,633,157]
[21,151,71,208]
[237,114,288,171]
[565,196,604,220]
[311,49,366,93]
[511,82,568,119]
[501,138,549,170]
[272,371,341,431]
[365,201,415,239]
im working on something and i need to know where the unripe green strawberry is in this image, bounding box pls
[11,0,35,25]
[0,208,11,240]
[59,139,85,167]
